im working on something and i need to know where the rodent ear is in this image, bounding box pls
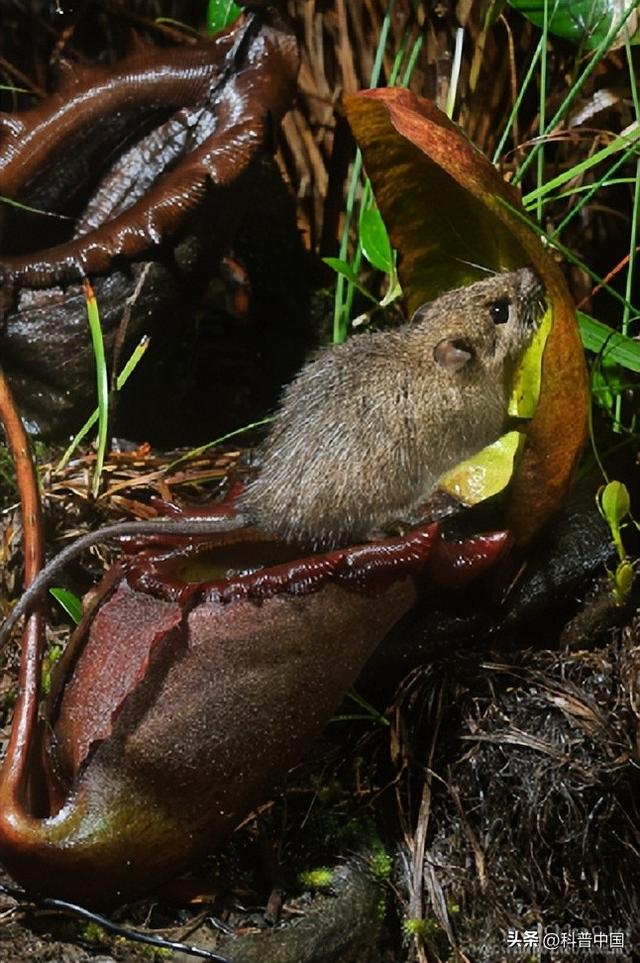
[410,300,433,322]
[433,337,474,372]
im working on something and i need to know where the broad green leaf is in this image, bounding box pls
[206,0,242,35]
[508,0,640,49]
[578,311,640,372]
[439,432,525,504]
[360,207,394,273]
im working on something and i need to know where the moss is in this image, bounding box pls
[41,643,62,695]
[81,922,172,959]
[310,774,344,806]
[376,896,388,921]
[368,837,392,880]
[402,917,443,940]
[114,935,171,959]
[81,922,107,945]
[298,867,335,890]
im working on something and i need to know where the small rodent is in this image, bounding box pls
[239,266,545,546]
[0,267,544,647]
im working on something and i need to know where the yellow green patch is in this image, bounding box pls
[439,431,525,505]
[508,305,552,417]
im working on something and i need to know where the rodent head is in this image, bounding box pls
[484,266,546,351]
[412,267,546,377]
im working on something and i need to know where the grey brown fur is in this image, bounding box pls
[0,267,544,648]
[239,267,545,547]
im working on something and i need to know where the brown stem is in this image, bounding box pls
[0,364,44,810]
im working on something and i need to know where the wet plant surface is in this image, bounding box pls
[0,447,636,961]
[1,1,640,962]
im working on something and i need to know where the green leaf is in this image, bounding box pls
[597,480,630,565]
[359,207,394,273]
[439,431,525,504]
[599,480,631,527]
[508,0,640,49]
[323,257,378,303]
[508,306,552,417]
[578,311,640,372]
[206,0,242,35]
[49,587,84,625]
[612,558,634,605]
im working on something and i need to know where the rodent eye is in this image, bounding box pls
[489,299,511,324]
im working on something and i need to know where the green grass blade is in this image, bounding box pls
[0,194,72,221]
[546,144,638,237]
[513,0,640,186]
[165,415,273,474]
[49,587,84,624]
[333,150,364,344]
[56,336,150,473]
[535,0,549,224]
[544,178,635,202]
[496,196,640,314]
[614,35,640,428]
[114,335,152,391]
[578,312,640,372]
[166,416,273,471]
[401,34,424,87]
[445,26,465,120]
[492,42,543,165]
[523,124,640,205]
[332,0,396,343]
[83,280,109,498]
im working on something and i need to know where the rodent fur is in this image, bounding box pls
[239,266,545,547]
